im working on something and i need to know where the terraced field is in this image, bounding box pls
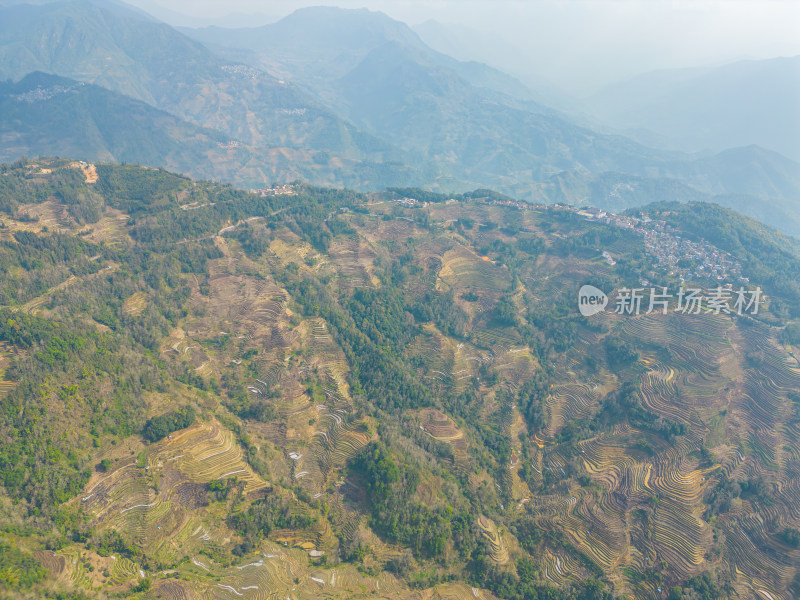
[416,407,471,474]
[505,302,800,598]
[16,199,74,233]
[542,382,601,438]
[478,515,509,565]
[405,326,497,394]
[81,209,132,246]
[0,341,22,400]
[437,245,511,293]
[5,165,800,600]
[75,420,266,571]
[122,291,149,317]
[327,233,377,289]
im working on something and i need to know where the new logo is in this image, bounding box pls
[578,285,608,316]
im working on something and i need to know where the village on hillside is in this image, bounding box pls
[478,198,746,284]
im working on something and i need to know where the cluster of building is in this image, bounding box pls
[180,201,216,211]
[483,197,536,211]
[220,64,262,81]
[570,205,745,283]
[13,83,81,103]
[253,184,297,197]
[641,228,744,282]
[477,198,746,284]
[394,196,427,207]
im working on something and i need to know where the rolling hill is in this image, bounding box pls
[181,6,538,102]
[1,159,800,599]
[0,72,230,166]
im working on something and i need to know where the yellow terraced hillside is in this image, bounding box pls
[81,209,131,246]
[416,407,470,474]
[149,539,501,600]
[327,234,377,289]
[540,547,585,586]
[0,341,22,400]
[76,420,267,561]
[122,291,148,317]
[7,162,800,600]
[542,382,601,439]
[438,245,510,292]
[16,199,73,232]
[157,420,267,492]
[478,515,509,565]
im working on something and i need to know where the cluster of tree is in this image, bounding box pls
[0,309,160,512]
[603,337,639,368]
[407,290,469,339]
[141,406,196,442]
[384,187,449,204]
[530,303,579,354]
[469,551,612,600]
[347,287,419,350]
[602,382,686,442]
[228,492,316,555]
[778,528,800,548]
[551,221,631,261]
[240,399,279,422]
[493,294,519,327]
[704,471,780,521]
[666,572,734,599]
[516,235,545,257]
[208,478,238,502]
[781,322,800,346]
[703,471,741,517]
[0,159,81,214]
[0,229,104,305]
[517,373,550,432]
[0,542,47,591]
[0,309,58,348]
[283,275,430,411]
[354,443,474,558]
[231,223,272,259]
[96,165,190,216]
[91,529,139,559]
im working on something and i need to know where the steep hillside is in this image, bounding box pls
[180,7,800,223]
[0,72,230,166]
[0,72,425,191]
[534,168,800,238]
[1,159,799,600]
[0,0,407,165]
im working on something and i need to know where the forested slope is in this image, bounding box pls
[0,158,798,600]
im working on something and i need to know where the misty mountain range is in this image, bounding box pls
[1,0,799,235]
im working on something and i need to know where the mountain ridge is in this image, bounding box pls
[1,1,799,237]
[0,71,428,190]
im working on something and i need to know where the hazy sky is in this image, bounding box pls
[125,0,800,92]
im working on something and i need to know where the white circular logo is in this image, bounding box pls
[578,285,608,316]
